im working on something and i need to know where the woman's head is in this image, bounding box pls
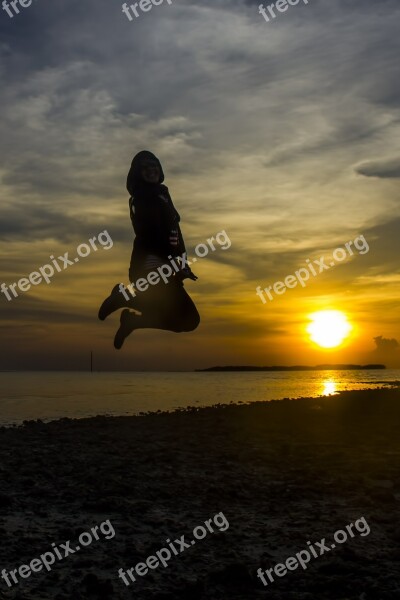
[127,151,164,195]
[141,157,161,183]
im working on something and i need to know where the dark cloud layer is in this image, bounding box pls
[355,157,400,179]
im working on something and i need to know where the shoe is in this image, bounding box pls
[98,284,127,321]
[114,309,137,350]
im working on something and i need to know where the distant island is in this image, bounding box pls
[196,364,386,372]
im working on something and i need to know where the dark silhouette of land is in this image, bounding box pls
[196,364,385,372]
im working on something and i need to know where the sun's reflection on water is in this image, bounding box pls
[321,380,338,396]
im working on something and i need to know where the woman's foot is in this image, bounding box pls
[98,284,127,321]
[114,309,137,349]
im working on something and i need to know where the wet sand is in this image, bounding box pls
[0,386,399,599]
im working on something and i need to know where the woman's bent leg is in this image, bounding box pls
[126,278,200,333]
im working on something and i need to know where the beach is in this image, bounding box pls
[1,386,399,599]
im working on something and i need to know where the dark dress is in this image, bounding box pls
[126,151,200,333]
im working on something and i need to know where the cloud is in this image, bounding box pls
[373,336,399,351]
[355,157,400,179]
[1,0,400,367]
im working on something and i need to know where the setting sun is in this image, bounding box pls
[307,310,352,349]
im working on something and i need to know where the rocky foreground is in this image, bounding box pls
[0,386,399,599]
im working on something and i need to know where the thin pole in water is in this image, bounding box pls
[90,351,93,373]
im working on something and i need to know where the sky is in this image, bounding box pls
[0,0,399,371]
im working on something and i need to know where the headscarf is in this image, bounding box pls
[126,150,165,196]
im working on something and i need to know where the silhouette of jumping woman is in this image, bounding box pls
[98,151,200,349]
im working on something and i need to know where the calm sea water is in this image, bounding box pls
[0,369,399,426]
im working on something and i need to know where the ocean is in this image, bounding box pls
[0,369,399,426]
